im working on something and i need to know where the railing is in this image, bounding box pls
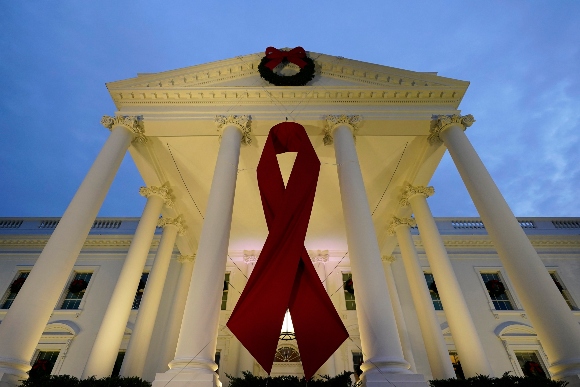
[552,220,580,229]
[0,220,23,229]
[92,220,122,229]
[39,220,59,229]
[452,220,536,229]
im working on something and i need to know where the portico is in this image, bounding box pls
[1,50,579,387]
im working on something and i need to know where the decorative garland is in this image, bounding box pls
[258,47,315,86]
[10,277,26,293]
[485,279,505,296]
[69,279,88,294]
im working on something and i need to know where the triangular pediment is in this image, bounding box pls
[107,50,468,90]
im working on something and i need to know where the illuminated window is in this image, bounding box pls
[132,273,149,309]
[1,271,30,309]
[352,352,363,377]
[222,273,230,310]
[549,272,578,310]
[61,272,92,310]
[274,346,301,362]
[480,272,514,310]
[424,273,443,310]
[30,351,60,378]
[342,273,356,310]
[514,351,547,378]
[449,351,465,379]
[111,351,125,377]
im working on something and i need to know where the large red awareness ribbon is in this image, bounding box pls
[264,47,308,70]
[227,122,349,379]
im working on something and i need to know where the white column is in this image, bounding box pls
[387,218,455,380]
[157,255,196,374]
[311,251,337,378]
[152,115,248,387]
[325,115,426,386]
[432,114,580,384]
[0,116,143,386]
[236,252,257,375]
[82,183,174,379]
[381,255,417,374]
[121,215,186,377]
[401,185,493,377]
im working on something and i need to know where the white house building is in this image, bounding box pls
[0,50,579,387]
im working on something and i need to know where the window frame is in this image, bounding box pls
[0,268,32,310]
[548,270,578,311]
[423,272,443,311]
[132,271,150,310]
[342,272,356,311]
[474,267,523,317]
[221,272,230,311]
[54,265,99,316]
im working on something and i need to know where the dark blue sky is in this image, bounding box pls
[1,1,579,217]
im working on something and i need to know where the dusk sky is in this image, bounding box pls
[1,2,579,218]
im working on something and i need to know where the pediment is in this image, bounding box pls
[107,50,468,90]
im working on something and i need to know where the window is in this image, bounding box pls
[1,271,30,309]
[215,351,221,373]
[111,351,125,377]
[132,273,149,309]
[61,272,92,310]
[222,273,230,310]
[30,351,60,378]
[342,273,356,310]
[352,352,363,378]
[274,346,301,362]
[449,352,465,380]
[480,272,513,310]
[424,273,443,310]
[549,272,577,310]
[514,351,547,378]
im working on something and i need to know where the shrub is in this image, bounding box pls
[20,375,151,387]
[429,373,568,387]
[227,371,356,387]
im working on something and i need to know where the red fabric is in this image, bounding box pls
[264,47,308,70]
[227,122,348,379]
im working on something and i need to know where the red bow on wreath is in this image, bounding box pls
[264,47,308,70]
[10,277,26,293]
[32,359,50,371]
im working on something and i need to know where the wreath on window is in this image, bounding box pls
[30,359,53,378]
[428,281,439,295]
[10,277,26,293]
[485,279,505,296]
[344,278,354,295]
[258,47,315,86]
[524,361,545,377]
[68,279,88,294]
[137,279,147,294]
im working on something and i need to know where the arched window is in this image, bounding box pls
[274,346,301,362]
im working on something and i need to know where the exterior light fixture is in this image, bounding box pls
[279,310,295,341]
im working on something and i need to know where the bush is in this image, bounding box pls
[227,371,356,387]
[20,375,151,387]
[429,373,568,387]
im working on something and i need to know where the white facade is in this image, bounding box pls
[1,51,580,387]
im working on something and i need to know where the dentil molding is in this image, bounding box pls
[323,115,362,146]
[428,114,475,145]
[139,182,175,208]
[101,115,146,144]
[399,184,435,207]
[215,115,252,145]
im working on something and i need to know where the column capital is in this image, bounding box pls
[387,216,416,235]
[382,255,396,263]
[157,215,187,236]
[177,254,196,263]
[399,184,435,207]
[243,250,259,264]
[310,250,329,263]
[139,183,175,208]
[323,114,362,145]
[215,115,252,145]
[428,114,475,145]
[101,115,147,144]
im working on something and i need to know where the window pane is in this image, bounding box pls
[215,351,221,373]
[1,272,30,309]
[30,351,59,378]
[343,273,356,310]
[352,352,363,377]
[424,273,443,310]
[481,272,513,310]
[221,273,230,310]
[61,272,92,310]
[550,272,577,310]
[111,351,125,377]
[449,352,465,380]
[514,351,547,378]
[132,273,149,309]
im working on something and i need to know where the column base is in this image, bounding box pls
[152,370,221,387]
[0,373,26,387]
[560,375,580,387]
[0,357,31,387]
[361,372,428,387]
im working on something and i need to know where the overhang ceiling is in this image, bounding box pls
[106,50,469,257]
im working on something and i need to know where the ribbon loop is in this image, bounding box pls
[264,46,308,70]
[227,122,348,380]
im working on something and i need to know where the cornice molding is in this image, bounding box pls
[0,237,160,249]
[399,184,435,207]
[139,182,174,208]
[215,115,252,145]
[323,115,362,146]
[387,216,416,236]
[101,115,146,144]
[157,215,187,236]
[412,236,580,250]
[428,114,475,145]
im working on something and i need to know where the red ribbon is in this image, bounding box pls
[264,47,308,70]
[227,122,348,379]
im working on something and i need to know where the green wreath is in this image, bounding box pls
[258,47,315,86]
